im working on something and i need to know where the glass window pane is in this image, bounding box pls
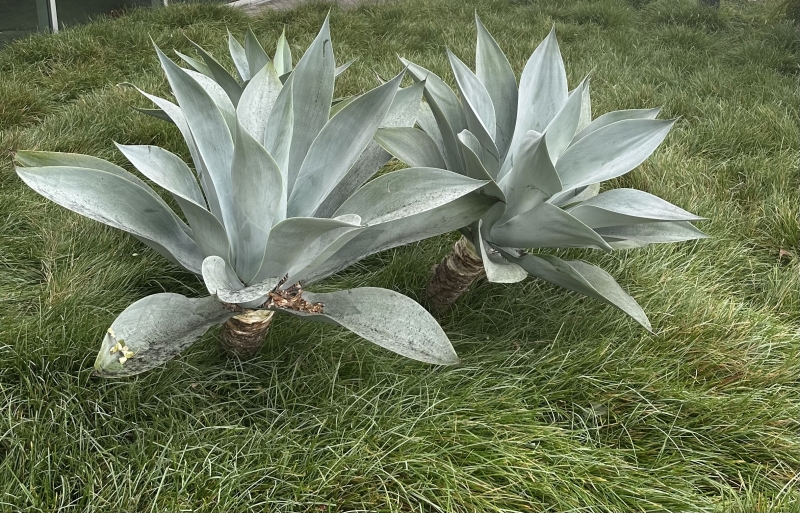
[54,0,153,28]
[0,1,41,46]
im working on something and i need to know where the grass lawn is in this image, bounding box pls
[0,0,798,511]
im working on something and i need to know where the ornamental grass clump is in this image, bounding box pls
[16,18,495,376]
[378,15,708,329]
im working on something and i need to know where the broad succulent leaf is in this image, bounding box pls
[236,62,283,145]
[457,132,504,200]
[597,221,709,248]
[175,49,212,77]
[274,27,292,76]
[228,29,250,81]
[555,118,675,190]
[114,144,206,208]
[230,118,285,283]
[334,167,489,224]
[573,107,661,143]
[474,221,527,283]
[509,253,652,331]
[203,256,277,305]
[400,58,466,134]
[286,15,335,193]
[374,127,446,169]
[94,293,237,377]
[16,165,203,273]
[156,46,236,234]
[256,216,364,285]
[121,83,223,219]
[288,71,403,217]
[188,39,243,105]
[491,202,613,251]
[315,81,425,218]
[447,49,497,144]
[496,130,560,223]
[244,28,270,77]
[274,288,459,365]
[263,73,294,178]
[566,188,705,229]
[114,144,230,261]
[509,26,567,154]
[543,77,587,162]
[304,193,496,284]
[475,13,517,159]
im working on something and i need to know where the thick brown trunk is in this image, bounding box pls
[426,236,485,310]
[219,309,275,359]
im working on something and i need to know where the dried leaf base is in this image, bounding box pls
[219,309,275,359]
[426,236,486,311]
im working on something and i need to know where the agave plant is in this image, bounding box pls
[16,18,495,377]
[377,16,707,329]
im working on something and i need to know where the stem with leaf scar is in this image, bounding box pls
[219,279,324,359]
[219,309,276,359]
[426,235,486,311]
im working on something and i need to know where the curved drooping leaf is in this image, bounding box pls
[255,216,363,283]
[334,167,488,224]
[474,221,527,283]
[374,127,446,169]
[566,188,705,229]
[314,81,425,218]
[202,255,277,305]
[275,288,459,365]
[475,13,517,160]
[15,150,181,214]
[491,201,612,251]
[231,119,285,284]
[287,15,335,194]
[507,26,567,162]
[16,165,204,273]
[288,71,403,218]
[509,253,651,331]
[597,221,708,248]
[543,77,587,162]
[303,192,496,285]
[156,46,236,235]
[556,119,675,190]
[496,131,561,222]
[244,28,270,78]
[236,62,283,144]
[573,107,661,143]
[94,293,236,377]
